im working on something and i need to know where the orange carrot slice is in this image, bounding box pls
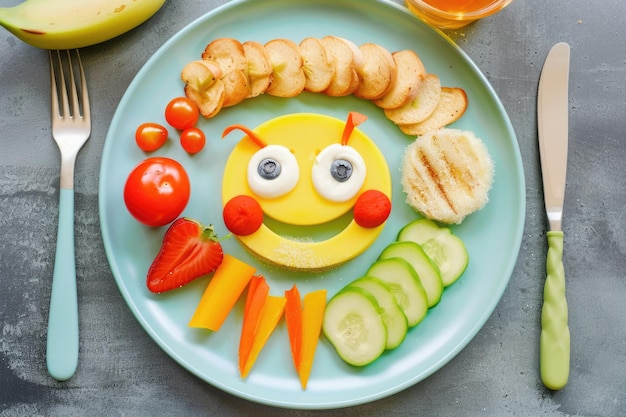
[341,111,368,146]
[188,254,256,331]
[284,285,303,371]
[240,295,286,378]
[298,289,327,389]
[239,275,269,372]
[222,124,267,148]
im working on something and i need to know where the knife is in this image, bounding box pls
[537,42,571,390]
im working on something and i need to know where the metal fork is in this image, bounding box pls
[46,49,91,381]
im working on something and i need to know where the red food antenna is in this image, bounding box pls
[341,111,368,146]
[222,124,268,148]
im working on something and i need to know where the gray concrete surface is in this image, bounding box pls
[1,0,625,415]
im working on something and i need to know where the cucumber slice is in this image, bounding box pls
[322,287,387,366]
[379,241,444,308]
[366,258,428,327]
[349,277,408,350]
[398,218,469,287]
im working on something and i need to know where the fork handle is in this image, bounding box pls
[46,188,79,381]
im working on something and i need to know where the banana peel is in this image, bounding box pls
[0,0,167,50]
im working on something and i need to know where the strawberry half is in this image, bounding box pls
[147,217,224,293]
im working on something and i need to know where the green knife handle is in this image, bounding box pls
[46,188,79,381]
[540,230,570,390]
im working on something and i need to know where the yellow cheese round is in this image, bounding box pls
[222,113,391,270]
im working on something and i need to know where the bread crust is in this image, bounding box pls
[354,43,396,100]
[399,87,468,136]
[373,49,426,109]
[300,37,334,93]
[202,37,249,107]
[264,38,306,98]
[242,40,272,98]
[384,73,442,125]
[321,36,361,97]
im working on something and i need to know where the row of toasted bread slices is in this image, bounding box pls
[181,36,468,136]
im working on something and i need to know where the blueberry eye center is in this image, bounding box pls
[258,158,281,179]
[330,159,353,182]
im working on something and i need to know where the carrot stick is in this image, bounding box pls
[222,124,267,148]
[239,275,269,373]
[284,285,303,371]
[341,111,368,146]
[298,289,327,389]
[240,295,286,378]
[188,254,256,331]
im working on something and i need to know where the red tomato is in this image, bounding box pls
[123,157,191,227]
[135,122,168,152]
[180,127,206,154]
[165,97,199,130]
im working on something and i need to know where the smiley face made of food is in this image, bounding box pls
[221,112,392,271]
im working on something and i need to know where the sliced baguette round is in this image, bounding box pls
[264,38,306,97]
[321,35,361,97]
[399,87,468,136]
[384,73,441,125]
[354,42,396,100]
[184,82,225,119]
[242,40,272,98]
[373,49,426,109]
[180,59,223,91]
[201,37,249,107]
[401,128,494,224]
[300,37,334,93]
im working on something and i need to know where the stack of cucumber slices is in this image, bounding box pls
[322,218,469,366]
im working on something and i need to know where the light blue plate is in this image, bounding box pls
[99,0,525,409]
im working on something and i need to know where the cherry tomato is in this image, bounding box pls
[180,127,206,154]
[165,97,199,130]
[135,122,168,152]
[123,157,191,227]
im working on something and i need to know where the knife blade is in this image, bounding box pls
[537,41,571,390]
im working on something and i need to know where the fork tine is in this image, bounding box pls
[75,50,91,123]
[49,50,90,123]
[49,50,61,119]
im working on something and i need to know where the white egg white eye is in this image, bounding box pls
[312,144,366,202]
[247,144,299,199]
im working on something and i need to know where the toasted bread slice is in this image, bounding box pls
[401,128,494,224]
[354,43,396,100]
[373,49,426,109]
[300,37,334,93]
[242,40,272,98]
[184,82,225,119]
[321,36,362,97]
[399,87,468,136]
[264,38,306,97]
[384,73,442,124]
[202,37,249,107]
[180,60,223,91]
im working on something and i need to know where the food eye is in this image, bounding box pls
[247,145,299,198]
[258,158,281,179]
[312,144,366,202]
[330,159,353,182]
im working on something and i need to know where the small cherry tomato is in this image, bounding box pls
[135,122,168,152]
[165,97,199,130]
[223,195,264,236]
[353,189,391,228]
[123,157,191,227]
[180,127,206,154]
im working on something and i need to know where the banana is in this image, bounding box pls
[0,0,166,50]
